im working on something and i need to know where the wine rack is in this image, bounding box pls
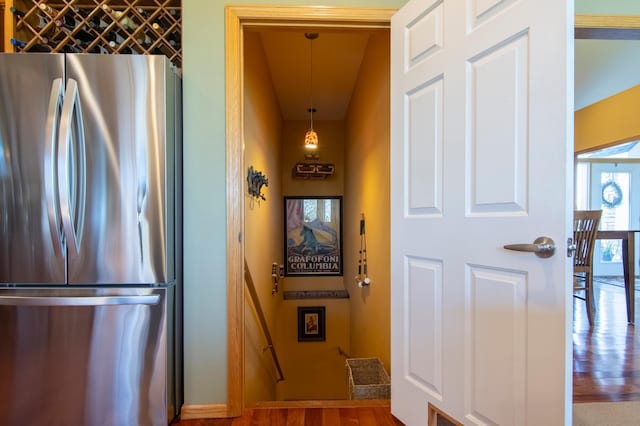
[5,0,181,68]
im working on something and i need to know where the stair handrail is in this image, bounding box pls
[244,259,285,382]
[338,346,351,358]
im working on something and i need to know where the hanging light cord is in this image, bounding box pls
[309,34,313,124]
[306,33,319,129]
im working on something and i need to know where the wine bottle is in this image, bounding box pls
[119,45,140,55]
[136,32,153,47]
[10,38,27,49]
[115,11,139,31]
[151,22,165,35]
[165,33,180,50]
[168,9,181,21]
[55,13,80,29]
[136,7,149,19]
[101,4,115,15]
[38,4,58,16]
[88,14,109,30]
[153,43,173,57]
[153,16,171,31]
[54,20,94,47]
[76,8,91,19]
[54,17,82,32]
[11,6,49,30]
[38,37,71,52]
[9,6,26,17]
[75,39,107,54]
[102,5,139,31]
[88,44,109,54]
[60,44,82,54]
[95,44,109,54]
[105,30,125,45]
[72,28,96,43]
[27,43,53,53]
[166,31,180,44]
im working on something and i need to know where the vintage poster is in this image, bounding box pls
[284,196,342,276]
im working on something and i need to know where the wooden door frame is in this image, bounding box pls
[179,8,639,421]
[216,5,396,419]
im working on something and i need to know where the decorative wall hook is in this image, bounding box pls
[355,213,371,288]
[247,166,269,201]
[271,262,284,295]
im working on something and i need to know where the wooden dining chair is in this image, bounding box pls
[573,210,602,326]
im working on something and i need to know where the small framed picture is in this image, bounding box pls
[298,306,326,342]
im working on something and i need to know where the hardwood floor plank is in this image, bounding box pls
[285,408,305,426]
[231,409,252,426]
[249,408,271,426]
[357,407,378,425]
[304,408,323,426]
[372,406,403,426]
[321,407,340,425]
[264,409,287,426]
[338,407,359,426]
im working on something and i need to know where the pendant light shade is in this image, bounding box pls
[304,33,319,149]
[304,108,318,149]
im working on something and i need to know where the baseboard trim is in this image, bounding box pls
[180,403,232,419]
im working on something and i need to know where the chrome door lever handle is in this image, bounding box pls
[504,236,556,258]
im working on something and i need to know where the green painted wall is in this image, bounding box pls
[182,0,408,406]
[576,0,640,14]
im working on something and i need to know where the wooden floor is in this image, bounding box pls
[172,401,403,425]
[173,278,639,424]
[573,277,640,402]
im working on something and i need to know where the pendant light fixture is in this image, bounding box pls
[304,33,319,149]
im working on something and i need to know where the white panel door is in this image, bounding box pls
[390,0,574,425]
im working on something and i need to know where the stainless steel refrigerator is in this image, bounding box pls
[0,53,183,426]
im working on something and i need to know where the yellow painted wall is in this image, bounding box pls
[575,84,640,154]
[275,120,350,400]
[343,32,391,373]
[276,298,350,400]
[243,31,284,405]
[281,120,346,292]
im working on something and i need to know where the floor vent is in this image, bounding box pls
[428,403,462,426]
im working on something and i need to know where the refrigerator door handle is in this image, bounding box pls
[44,78,65,257]
[0,294,160,306]
[58,78,87,257]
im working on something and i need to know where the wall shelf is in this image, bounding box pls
[283,290,350,300]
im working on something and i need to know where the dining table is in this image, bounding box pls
[595,230,639,324]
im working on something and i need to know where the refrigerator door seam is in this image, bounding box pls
[57,78,86,257]
[0,294,160,306]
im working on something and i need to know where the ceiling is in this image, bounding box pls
[255,28,640,122]
[256,29,375,121]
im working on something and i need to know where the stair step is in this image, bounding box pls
[253,399,390,409]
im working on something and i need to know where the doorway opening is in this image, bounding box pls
[225,5,395,412]
[573,20,640,403]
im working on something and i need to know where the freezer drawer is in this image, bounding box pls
[0,286,175,426]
